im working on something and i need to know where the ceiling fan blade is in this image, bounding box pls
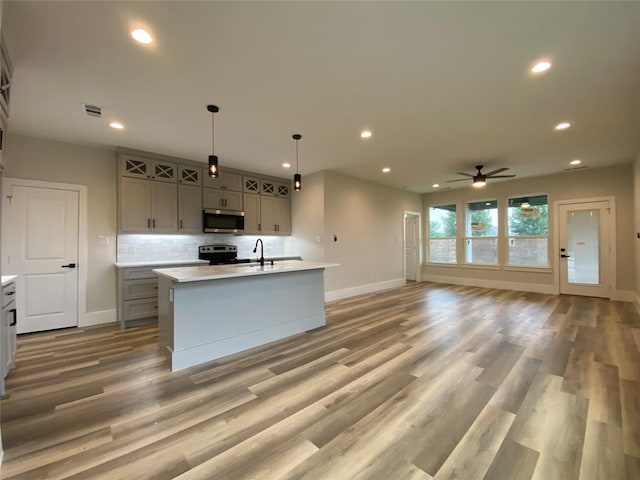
[445,178,471,183]
[455,172,474,177]
[484,167,509,176]
[487,174,516,178]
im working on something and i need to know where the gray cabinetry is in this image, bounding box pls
[260,196,291,235]
[203,187,242,211]
[202,170,242,191]
[118,263,203,328]
[118,177,178,233]
[243,193,261,234]
[178,184,202,233]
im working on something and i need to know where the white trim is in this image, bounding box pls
[503,266,553,274]
[553,196,616,298]
[422,273,556,295]
[425,262,459,268]
[3,177,88,327]
[403,210,422,282]
[610,290,636,302]
[460,263,501,271]
[325,278,406,302]
[80,309,117,327]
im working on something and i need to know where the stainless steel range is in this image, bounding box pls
[198,244,252,265]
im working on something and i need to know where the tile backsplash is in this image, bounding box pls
[117,234,286,263]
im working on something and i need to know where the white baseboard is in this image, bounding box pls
[610,290,636,302]
[80,309,117,327]
[325,278,406,302]
[421,274,557,295]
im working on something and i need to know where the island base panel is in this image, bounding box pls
[166,312,325,371]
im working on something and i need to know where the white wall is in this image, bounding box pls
[423,164,635,296]
[285,171,325,263]
[287,170,422,299]
[3,134,117,314]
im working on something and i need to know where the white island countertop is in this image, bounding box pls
[153,260,338,283]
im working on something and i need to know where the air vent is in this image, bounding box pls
[563,165,588,171]
[84,104,102,118]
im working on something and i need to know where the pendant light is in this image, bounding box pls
[293,134,302,191]
[207,105,219,178]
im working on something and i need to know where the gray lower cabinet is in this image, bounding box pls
[117,263,203,328]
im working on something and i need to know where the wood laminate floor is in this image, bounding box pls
[1,282,639,479]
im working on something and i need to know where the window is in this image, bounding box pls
[429,204,457,263]
[507,195,549,266]
[465,200,498,264]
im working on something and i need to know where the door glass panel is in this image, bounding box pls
[566,209,599,284]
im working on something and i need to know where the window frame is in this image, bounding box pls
[463,199,499,266]
[505,193,550,268]
[427,203,458,265]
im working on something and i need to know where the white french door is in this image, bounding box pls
[3,183,80,332]
[558,200,612,298]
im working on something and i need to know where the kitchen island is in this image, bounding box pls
[153,260,338,371]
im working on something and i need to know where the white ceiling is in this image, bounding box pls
[3,1,640,193]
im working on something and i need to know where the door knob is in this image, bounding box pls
[61,263,76,268]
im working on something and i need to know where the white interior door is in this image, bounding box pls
[3,185,79,333]
[404,213,419,281]
[558,201,611,298]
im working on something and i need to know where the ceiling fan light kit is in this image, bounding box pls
[446,164,516,187]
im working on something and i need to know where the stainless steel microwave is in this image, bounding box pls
[203,209,245,233]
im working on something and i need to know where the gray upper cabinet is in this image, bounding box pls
[178,165,202,185]
[243,176,260,193]
[203,188,242,211]
[0,37,13,121]
[117,149,290,235]
[118,177,178,233]
[178,184,202,233]
[202,170,243,191]
[261,179,290,198]
[120,155,178,183]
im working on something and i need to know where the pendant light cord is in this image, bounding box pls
[211,112,215,154]
[296,138,299,174]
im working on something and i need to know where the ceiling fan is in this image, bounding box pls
[446,165,516,187]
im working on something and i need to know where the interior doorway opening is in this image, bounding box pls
[403,211,421,283]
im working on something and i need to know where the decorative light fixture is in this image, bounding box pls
[293,134,302,191]
[207,105,219,178]
[472,170,487,188]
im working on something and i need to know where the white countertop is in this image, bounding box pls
[115,260,209,268]
[1,275,17,286]
[153,260,338,283]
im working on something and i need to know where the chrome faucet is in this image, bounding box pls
[253,238,265,266]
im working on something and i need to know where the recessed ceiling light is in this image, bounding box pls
[361,130,372,139]
[531,60,552,73]
[110,122,124,130]
[432,183,440,188]
[554,122,571,130]
[131,28,153,44]
[382,167,391,173]
[282,162,291,168]
[570,159,581,165]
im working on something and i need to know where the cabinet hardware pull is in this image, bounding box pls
[180,220,183,229]
[5,291,15,296]
[152,219,156,228]
[9,308,16,327]
[147,218,151,228]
